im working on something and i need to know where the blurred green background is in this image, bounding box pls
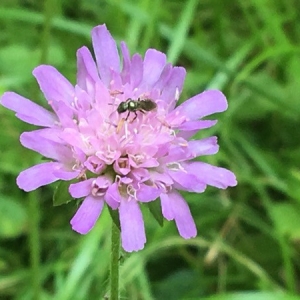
[1,0,300,299]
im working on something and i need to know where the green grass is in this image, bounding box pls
[1,0,300,299]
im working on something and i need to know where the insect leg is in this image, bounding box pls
[131,111,138,123]
[125,111,131,120]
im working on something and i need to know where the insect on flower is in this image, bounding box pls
[117,98,157,122]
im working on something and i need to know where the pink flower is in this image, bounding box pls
[0,24,237,252]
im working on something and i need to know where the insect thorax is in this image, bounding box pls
[128,100,137,111]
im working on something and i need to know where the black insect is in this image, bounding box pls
[117,98,157,122]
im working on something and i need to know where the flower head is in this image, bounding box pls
[0,24,237,252]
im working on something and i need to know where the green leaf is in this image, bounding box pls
[147,199,164,227]
[0,196,27,238]
[107,206,120,230]
[53,180,77,206]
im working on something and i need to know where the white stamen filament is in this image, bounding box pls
[127,185,137,199]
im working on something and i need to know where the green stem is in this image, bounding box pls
[28,191,41,300]
[28,1,53,295]
[110,220,120,300]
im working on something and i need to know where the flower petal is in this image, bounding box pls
[17,162,63,191]
[48,99,75,128]
[120,41,131,83]
[33,65,75,104]
[176,90,228,120]
[150,172,174,186]
[70,195,104,234]
[130,54,143,88]
[32,128,63,143]
[75,86,93,112]
[92,24,120,86]
[160,191,197,238]
[184,161,237,189]
[161,67,186,108]
[0,92,57,126]
[52,169,79,180]
[60,128,90,153]
[119,199,146,252]
[177,120,218,131]
[160,194,174,220]
[142,49,167,88]
[20,130,74,163]
[176,120,218,140]
[161,145,192,164]
[153,63,173,91]
[168,170,206,193]
[104,183,121,209]
[136,183,161,202]
[188,136,219,156]
[69,179,94,198]
[76,46,100,95]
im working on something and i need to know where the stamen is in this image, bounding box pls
[127,185,137,199]
[116,118,125,133]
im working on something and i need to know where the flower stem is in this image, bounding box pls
[28,191,41,300]
[110,220,120,300]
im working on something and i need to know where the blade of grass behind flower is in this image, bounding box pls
[165,0,199,64]
[55,210,110,300]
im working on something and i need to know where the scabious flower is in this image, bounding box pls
[0,24,237,252]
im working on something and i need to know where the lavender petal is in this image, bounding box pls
[76,46,100,95]
[153,63,173,91]
[168,170,206,193]
[177,120,218,131]
[20,131,74,162]
[119,199,146,252]
[120,41,131,83]
[17,162,63,191]
[160,193,175,220]
[92,24,120,86]
[104,183,121,209]
[130,54,143,88]
[69,179,94,198]
[53,169,79,180]
[0,92,57,126]
[175,90,228,120]
[188,137,219,156]
[70,195,104,234]
[161,67,186,109]
[136,183,161,202]
[161,191,197,238]
[184,161,237,189]
[33,65,75,104]
[142,49,167,88]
